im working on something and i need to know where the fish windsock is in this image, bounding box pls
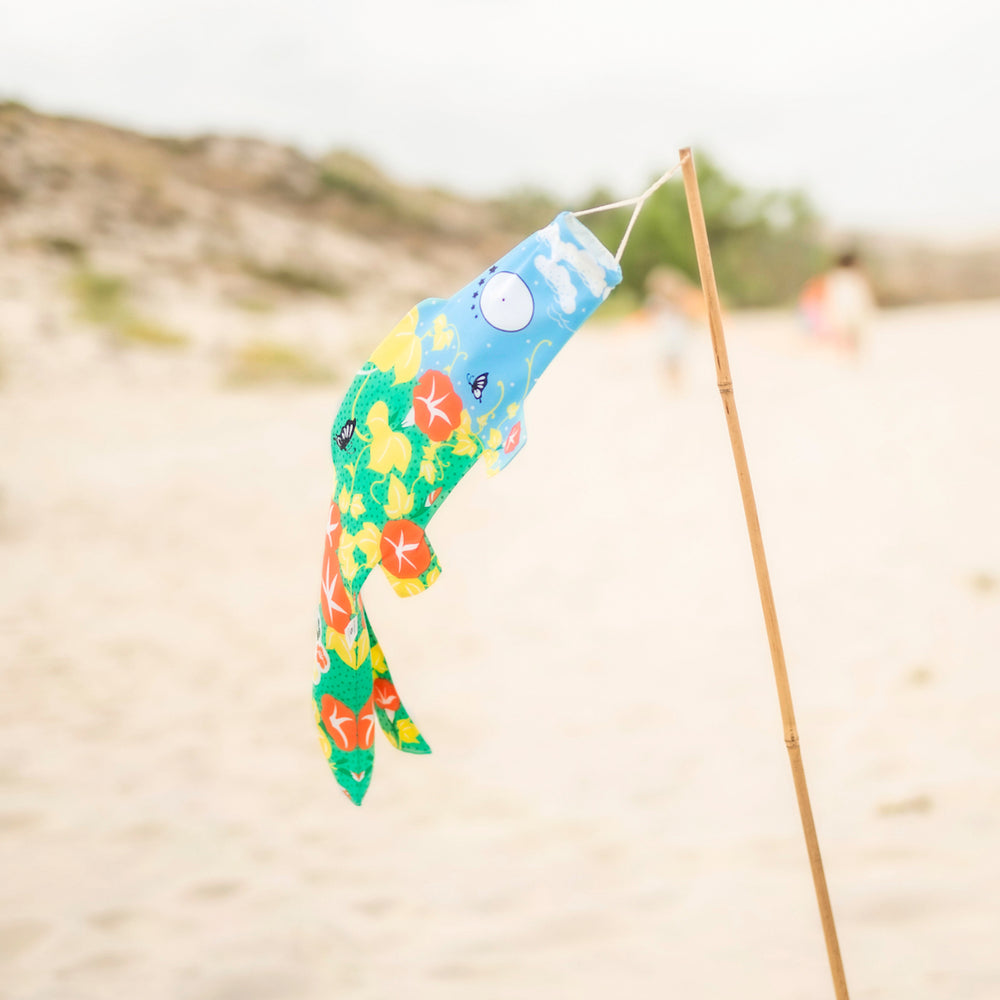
[314,213,622,804]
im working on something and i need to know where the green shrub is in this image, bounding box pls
[317,151,441,233]
[225,340,337,386]
[243,261,346,298]
[118,315,188,348]
[70,269,128,324]
[231,295,276,314]
[39,235,86,258]
[319,165,395,210]
[68,267,189,349]
[491,187,561,233]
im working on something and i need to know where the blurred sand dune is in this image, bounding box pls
[1,302,999,999]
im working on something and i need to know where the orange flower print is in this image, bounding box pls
[379,519,431,579]
[503,421,522,454]
[320,501,353,633]
[320,551,353,633]
[413,370,463,442]
[424,487,442,508]
[320,695,357,751]
[315,639,330,681]
[357,696,376,750]
[323,500,342,560]
[373,678,400,711]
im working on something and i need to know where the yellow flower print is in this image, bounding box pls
[338,488,366,519]
[432,314,455,350]
[451,411,479,458]
[383,474,415,520]
[507,403,520,419]
[397,718,422,744]
[366,401,412,475]
[355,521,382,568]
[325,619,371,670]
[382,568,427,598]
[420,443,440,483]
[370,642,387,676]
[355,623,371,667]
[482,448,500,475]
[452,437,478,458]
[318,731,332,759]
[487,427,502,450]
[338,530,359,582]
[369,307,422,384]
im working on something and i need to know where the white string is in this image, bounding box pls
[574,195,646,217]
[573,160,682,263]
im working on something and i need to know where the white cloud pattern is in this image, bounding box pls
[534,255,577,313]
[536,221,611,309]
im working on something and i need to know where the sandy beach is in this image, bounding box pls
[1,300,999,999]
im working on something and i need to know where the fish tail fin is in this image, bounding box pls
[314,605,377,806]
[367,617,431,755]
[313,680,377,806]
[334,759,374,806]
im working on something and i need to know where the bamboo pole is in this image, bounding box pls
[678,147,850,1000]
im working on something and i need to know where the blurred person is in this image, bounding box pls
[645,266,701,388]
[799,251,876,356]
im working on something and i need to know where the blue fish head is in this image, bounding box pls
[444,213,622,468]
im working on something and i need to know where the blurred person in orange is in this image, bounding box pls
[799,250,876,356]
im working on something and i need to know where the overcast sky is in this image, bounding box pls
[3,0,999,237]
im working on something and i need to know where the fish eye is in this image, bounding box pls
[479,272,533,332]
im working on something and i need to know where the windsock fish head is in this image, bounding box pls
[444,212,621,467]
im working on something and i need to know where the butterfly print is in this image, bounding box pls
[467,372,488,402]
[335,418,356,450]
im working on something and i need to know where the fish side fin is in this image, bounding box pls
[380,535,443,597]
[367,621,431,755]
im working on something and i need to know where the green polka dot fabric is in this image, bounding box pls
[314,213,622,804]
